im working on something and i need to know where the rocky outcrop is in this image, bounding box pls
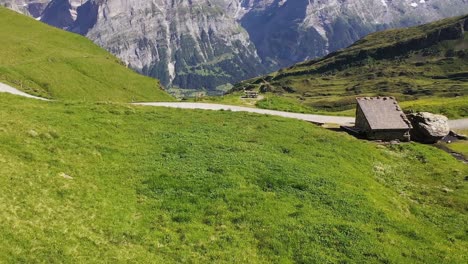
[0,0,50,17]
[40,0,73,29]
[40,0,84,28]
[239,0,468,70]
[408,112,451,143]
[69,0,99,35]
[79,0,267,93]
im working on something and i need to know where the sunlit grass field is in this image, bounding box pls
[0,6,467,264]
[0,8,173,102]
[0,94,466,263]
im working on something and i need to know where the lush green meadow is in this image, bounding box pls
[0,94,466,263]
[0,8,173,102]
[0,5,466,263]
[444,129,468,160]
[448,141,468,159]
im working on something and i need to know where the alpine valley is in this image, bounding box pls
[2,0,468,95]
[0,3,468,263]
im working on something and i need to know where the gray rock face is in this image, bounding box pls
[83,0,267,93]
[40,0,73,29]
[239,0,468,69]
[0,0,50,17]
[3,0,468,94]
[408,112,451,143]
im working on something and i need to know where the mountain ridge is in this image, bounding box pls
[3,0,468,94]
[233,14,468,118]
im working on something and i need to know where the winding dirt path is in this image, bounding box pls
[134,102,356,125]
[134,102,468,129]
[1,81,467,128]
[0,82,49,101]
[448,119,468,130]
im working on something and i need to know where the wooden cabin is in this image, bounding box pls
[355,97,412,141]
[243,90,258,98]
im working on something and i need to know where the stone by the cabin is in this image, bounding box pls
[407,112,450,143]
[355,97,412,141]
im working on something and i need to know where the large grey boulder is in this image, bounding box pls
[407,112,450,143]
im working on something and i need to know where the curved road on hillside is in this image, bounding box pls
[135,102,468,129]
[449,119,468,130]
[0,82,49,101]
[1,82,467,128]
[134,102,356,125]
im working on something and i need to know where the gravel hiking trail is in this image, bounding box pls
[0,82,49,101]
[134,102,356,126]
[1,81,467,128]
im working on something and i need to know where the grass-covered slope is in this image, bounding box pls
[0,94,466,263]
[234,15,468,118]
[0,7,174,102]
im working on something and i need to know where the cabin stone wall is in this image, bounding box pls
[366,130,411,142]
[354,98,411,141]
[355,105,371,132]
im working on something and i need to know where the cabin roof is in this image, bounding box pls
[356,97,412,130]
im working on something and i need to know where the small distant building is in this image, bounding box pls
[243,90,258,98]
[355,97,412,141]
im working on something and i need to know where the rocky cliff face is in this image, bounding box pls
[3,0,468,94]
[239,0,468,68]
[82,0,267,93]
[0,0,50,17]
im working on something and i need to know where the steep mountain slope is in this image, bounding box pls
[0,7,173,101]
[234,14,468,118]
[83,0,267,94]
[239,0,468,68]
[0,94,467,262]
[4,0,468,94]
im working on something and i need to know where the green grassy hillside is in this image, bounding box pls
[0,94,466,263]
[234,15,468,118]
[0,7,174,102]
